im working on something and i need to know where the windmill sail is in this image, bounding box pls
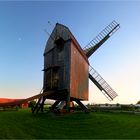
[83,20,120,58]
[89,65,118,101]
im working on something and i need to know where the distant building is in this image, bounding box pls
[0,98,28,108]
[134,104,140,108]
[94,104,121,108]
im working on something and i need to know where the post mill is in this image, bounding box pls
[32,20,120,113]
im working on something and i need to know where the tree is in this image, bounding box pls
[116,103,120,107]
[137,101,140,104]
[28,100,36,108]
[105,103,108,106]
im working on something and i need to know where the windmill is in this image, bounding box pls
[32,20,120,113]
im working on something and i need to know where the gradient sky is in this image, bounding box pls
[0,1,140,104]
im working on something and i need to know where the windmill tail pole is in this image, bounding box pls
[0,91,54,108]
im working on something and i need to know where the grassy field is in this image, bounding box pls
[0,109,140,139]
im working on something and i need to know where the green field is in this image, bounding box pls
[0,109,140,139]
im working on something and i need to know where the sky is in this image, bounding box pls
[0,1,140,104]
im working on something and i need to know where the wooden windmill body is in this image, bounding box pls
[32,21,120,113]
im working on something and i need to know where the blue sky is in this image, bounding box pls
[0,1,140,104]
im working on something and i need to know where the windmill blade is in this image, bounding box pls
[89,65,118,101]
[83,20,120,58]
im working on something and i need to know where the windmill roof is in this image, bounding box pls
[45,23,89,64]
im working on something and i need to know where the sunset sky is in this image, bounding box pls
[0,1,140,104]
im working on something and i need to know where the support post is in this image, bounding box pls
[74,99,89,113]
[36,97,46,113]
[66,92,70,112]
[32,98,41,113]
[50,100,61,111]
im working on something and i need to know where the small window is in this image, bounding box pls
[55,37,65,49]
[55,38,65,61]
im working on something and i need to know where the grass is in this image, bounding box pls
[0,109,140,139]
